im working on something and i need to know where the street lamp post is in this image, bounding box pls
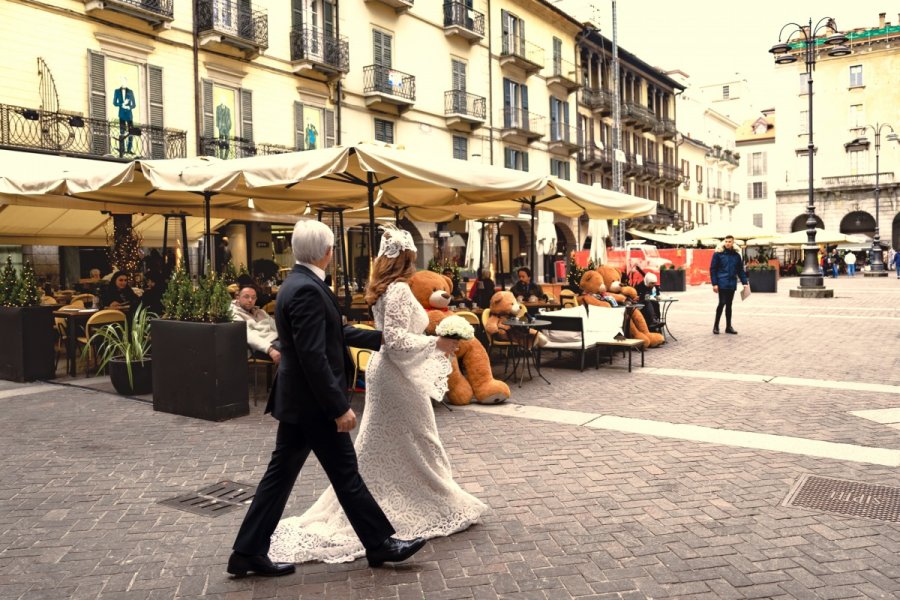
[769,18,850,297]
[849,124,898,274]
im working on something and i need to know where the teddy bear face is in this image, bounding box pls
[609,281,622,293]
[579,270,603,294]
[408,270,453,309]
[489,290,519,317]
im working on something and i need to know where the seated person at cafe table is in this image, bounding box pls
[231,284,281,364]
[468,269,496,308]
[442,267,470,307]
[100,270,139,310]
[509,267,547,302]
[634,271,661,328]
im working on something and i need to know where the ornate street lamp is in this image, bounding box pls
[769,18,850,296]
[847,124,898,274]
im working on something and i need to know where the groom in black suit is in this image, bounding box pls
[229,220,426,577]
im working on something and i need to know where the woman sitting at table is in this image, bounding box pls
[509,267,547,302]
[634,271,661,328]
[468,269,496,308]
[100,270,139,311]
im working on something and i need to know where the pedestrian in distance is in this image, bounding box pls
[709,235,749,335]
[844,250,857,277]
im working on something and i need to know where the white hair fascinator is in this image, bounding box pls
[377,225,417,258]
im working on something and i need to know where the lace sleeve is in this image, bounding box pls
[382,283,438,354]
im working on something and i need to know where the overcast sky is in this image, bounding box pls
[554,0,892,95]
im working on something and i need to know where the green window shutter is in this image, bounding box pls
[324,109,335,147]
[87,50,109,156]
[294,101,304,149]
[500,10,510,54]
[147,65,165,159]
[202,79,214,140]
[522,151,529,172]
[240,88,253,142]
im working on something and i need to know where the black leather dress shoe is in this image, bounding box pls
[366,536,427,567]
[725,327,738,334]
[227,552,295,578]
[713,326,720,335]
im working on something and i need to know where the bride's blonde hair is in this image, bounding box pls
[364,249,417,305]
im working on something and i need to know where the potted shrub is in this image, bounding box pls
[0,259,56,382]
[659,264,686,292]
[747,264,777,293]
[82,304,154,395]
[151,266,248,421]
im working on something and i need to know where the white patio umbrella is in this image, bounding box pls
[464,219,483,272]
[747,228,867,247]
[588,219,609,265]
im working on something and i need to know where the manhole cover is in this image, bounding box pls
[783,474,900,523]
[159,480,256,517]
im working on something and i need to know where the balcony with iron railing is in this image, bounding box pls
[660,164,684,186]
[622,102,657,131]
[83,0,174,28]
[0,103,186,160]
[547,57,579,93]
[653,118,676,139]
[442,1,484,42]
[289,27,349,81]
[499,35,544,75]
[199,136,292,160]
[642,159,661,181]
[500,107,544,144]
[363,65,416,113]
[364,0,413,13]
[548,122,579,155]
[579,87,613,115]
[823,172,895,188]
[578,144,611,169]
[444,90,486,131]
[196,0,268,58]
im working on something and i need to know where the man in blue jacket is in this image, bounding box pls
[709,235,749,335]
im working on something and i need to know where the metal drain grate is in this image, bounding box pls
[159,481,257,517]
[783,474,900,523]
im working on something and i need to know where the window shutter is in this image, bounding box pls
[291,0,303,29]
[519,18,525,55]
[521,83,529,114]
[324,109,335,147]
[147,65,165,159]
[761,182,767,197]
[500,10,510,54]
[202,79,214,139]
[549,97,557,139]
[523,151,529,172]
[504,148,512,169]
[294,101,304,149]
[761,152,767,175]
[240,88,253,142]
[87,50,109,156]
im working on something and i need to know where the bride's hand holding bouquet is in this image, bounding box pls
[434,315,475,356]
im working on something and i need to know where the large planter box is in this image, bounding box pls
[748,269,778,293]
[0,306,56,382]
[151,320,249,421]
[659,269,686,292]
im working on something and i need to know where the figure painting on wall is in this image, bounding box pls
[113,77,136,157]
[305,122,318,150]
[302,106,323,151]
[216,102,232,159]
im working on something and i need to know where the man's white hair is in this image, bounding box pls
[291,219,334,264]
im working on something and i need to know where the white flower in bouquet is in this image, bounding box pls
[435,315,475,340]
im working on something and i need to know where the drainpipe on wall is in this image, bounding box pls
[486,0,494,165]
[335,0,343,145]
[193,9,201,156]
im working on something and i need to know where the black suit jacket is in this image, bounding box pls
[266,264,381,424]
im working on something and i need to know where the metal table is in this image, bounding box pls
[501,318,551,387]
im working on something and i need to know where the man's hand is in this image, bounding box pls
[712,285,719,293]
[268,348,281,365]
[335,408,357,432]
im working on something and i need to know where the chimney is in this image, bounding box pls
[878,12,885,28]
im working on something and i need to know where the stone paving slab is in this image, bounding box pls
[1,277,900,599]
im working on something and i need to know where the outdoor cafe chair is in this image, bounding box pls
[348,323,375,403]
[75,309,126,376]
[560,289,579,308]
[481,307,512,373]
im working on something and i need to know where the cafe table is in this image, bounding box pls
[53,307,99,377]
[501,318,552,387]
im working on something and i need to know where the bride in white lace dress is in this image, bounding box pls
[269,228,487,564]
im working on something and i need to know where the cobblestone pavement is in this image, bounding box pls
[2,277,900,599]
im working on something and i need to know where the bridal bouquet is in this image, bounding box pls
[435,315,475,340]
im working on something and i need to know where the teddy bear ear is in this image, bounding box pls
[441,275,453,290]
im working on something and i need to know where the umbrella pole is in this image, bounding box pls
[204,191,212,274]
[478,221,485,275]
[530,197,537,277]
[339,209,352,306]
[367,172,377,263]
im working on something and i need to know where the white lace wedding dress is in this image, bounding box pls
[268,281,487,564]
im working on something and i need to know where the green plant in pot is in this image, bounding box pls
[83,304,155,395]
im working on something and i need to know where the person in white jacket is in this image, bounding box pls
[232,285,281,364]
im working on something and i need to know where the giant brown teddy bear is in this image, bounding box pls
[408,270,510,405]
[579,270,664,348]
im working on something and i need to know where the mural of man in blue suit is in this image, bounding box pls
[113,77,136,156]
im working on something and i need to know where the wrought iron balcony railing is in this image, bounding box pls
[199,136,292,160]
[578,145,612,166]
[0,103,186,159]
[661,164,683,183]
[549,122,577,145]
[653,118,676,138]
[500,35,544,71]
[363,65,416,102]
[548,57,578,90]
[85,0,175,20]
[289,27,349,73]
[579,87,613,112]
[442,1,485,37]
[444,90,486,120]
[502,107,544,135]
[623,102,657,129]
[196,0,268,50]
